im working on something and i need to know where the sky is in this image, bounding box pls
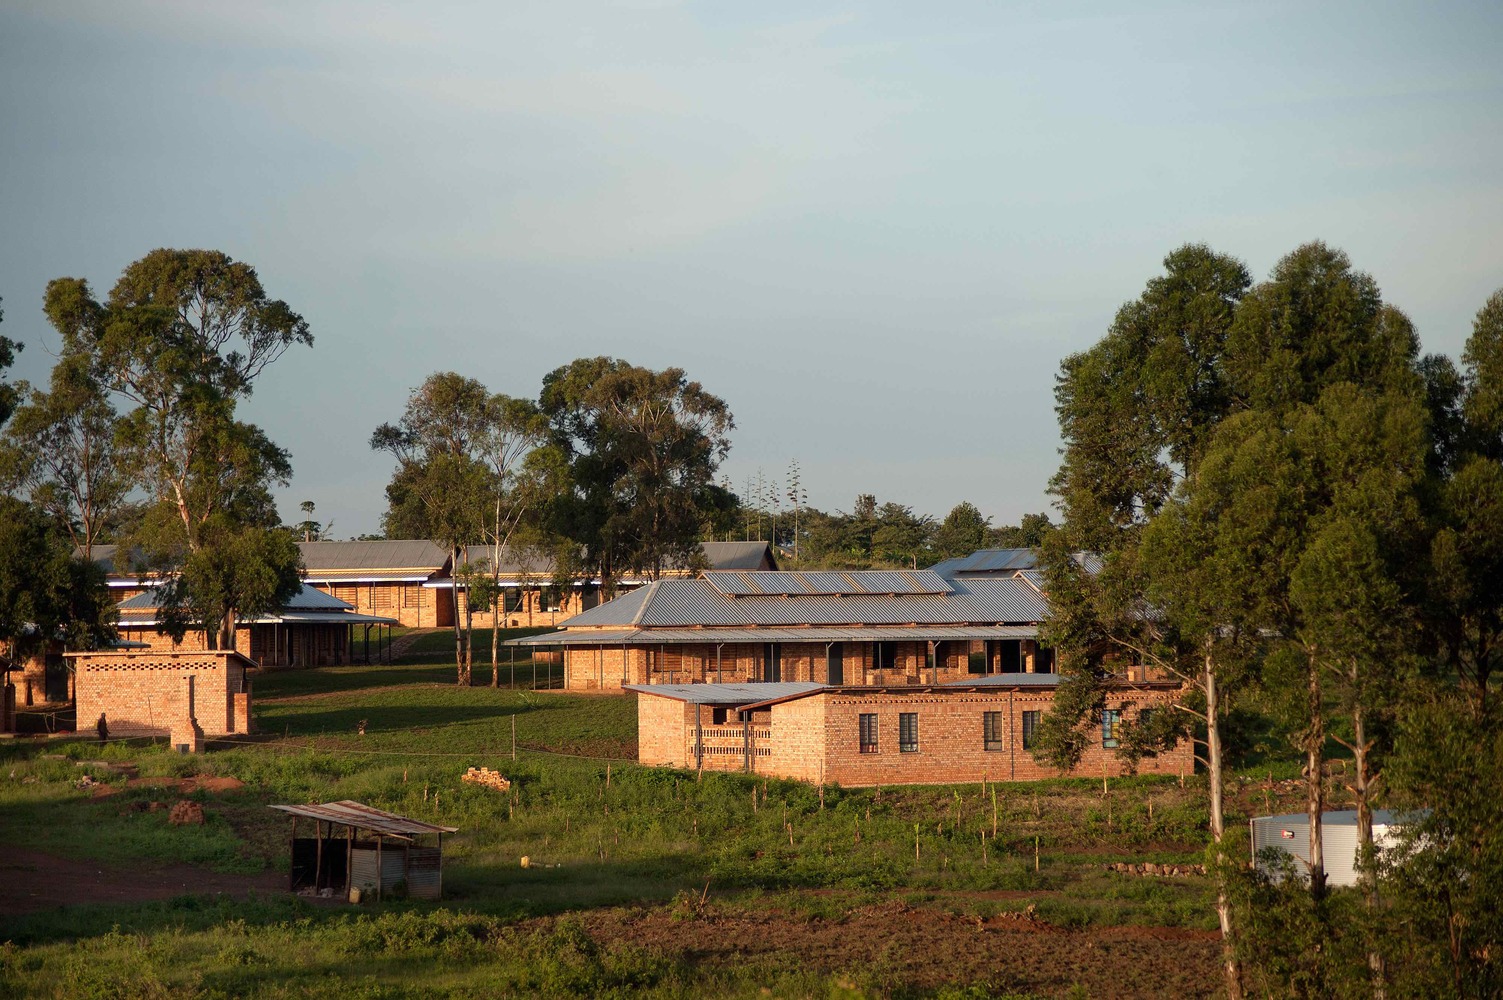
[2,1,1500,538]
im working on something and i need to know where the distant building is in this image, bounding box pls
[508,569,1057,692]
[115,584,398,668]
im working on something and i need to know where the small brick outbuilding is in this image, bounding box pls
[69,649,254,746]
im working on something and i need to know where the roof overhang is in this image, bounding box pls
[268,800,458,836]
[505,624,1039,646]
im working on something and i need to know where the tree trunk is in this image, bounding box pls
[1352,700,1386,998]
[1304,649,1327,901]
[1204,646,1245,1000]
[451,545,467,686]
[492,497,501,686]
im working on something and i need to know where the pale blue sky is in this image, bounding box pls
[2,1,1500,536]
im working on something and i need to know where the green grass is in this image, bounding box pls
[0,646,1244,997]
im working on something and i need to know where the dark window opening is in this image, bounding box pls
[899,712,918,753]
[712,707,729,725]
[764,643,782,682]
[827,644,844,685]
[1036,646,1056,672]
[967,644,987,674]
[998,640,1023,673]
[875,641,898,673]
[983,711,1004,751]
[1022,710,1040,750]
[859,713,879,753]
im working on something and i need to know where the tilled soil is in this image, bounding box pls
[0,847,285,915]
[523,899,1223,999]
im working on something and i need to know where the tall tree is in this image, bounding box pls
[372,372,494,684]
[53,253,311,648]
[541,357,733,594]
[0,296,20,428]
[0,351,129,560]
[932,502,991,559]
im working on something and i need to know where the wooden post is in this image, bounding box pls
[511,714,516,761]
[314,819,324,891]
[345,823,354,898]
[289,816,297,892]
[376,835,383,902]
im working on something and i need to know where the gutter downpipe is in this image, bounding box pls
[716,643,724,684]
[1009,688,1016,780]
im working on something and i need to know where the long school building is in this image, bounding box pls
[631,677,1190,787]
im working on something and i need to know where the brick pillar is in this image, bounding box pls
[233,677,252,735]
[172,674,205,753]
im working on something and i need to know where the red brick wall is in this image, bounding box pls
[638,694,691,766]
[803,689,1189,787]
[637,686,1192,788]
[71,651,250,738]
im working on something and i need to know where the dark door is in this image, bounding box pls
[764,643,781,682]
[44,653,68,703]
[827,643,843,685]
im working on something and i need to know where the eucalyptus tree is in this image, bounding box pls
[541,357,733,595]
[0,351,129,561]
[46,252,311,649]
[0,296,19,428]
[372,372,494,684]
[1043,242,1253,1000]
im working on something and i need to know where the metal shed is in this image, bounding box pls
[1250,810,1419,887]
[269,800,457,902]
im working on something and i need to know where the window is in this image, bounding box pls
[998,640,1022,673]
[1022,710,1040,750]
[402,583,418,608]
[968,643,987,675]
[827,643,844,685]
[712,707,729,726]
[874,641,898,673]
[503,587,522,613]
[983,711,1005,751]
[1102,709,1121,749]
[899,713,919,753]
[764,643,782,682]
[541,588,563,613]
[859,713,879,753]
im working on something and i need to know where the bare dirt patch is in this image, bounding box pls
[523,899,1223,999]
[0,847,285,916]
[89,774,246,799]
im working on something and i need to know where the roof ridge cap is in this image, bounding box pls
[630,580,660,626]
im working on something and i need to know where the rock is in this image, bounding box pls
[168,800,205,825]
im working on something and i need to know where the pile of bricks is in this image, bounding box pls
[1103,861,1206,877]
[462,767,512,792]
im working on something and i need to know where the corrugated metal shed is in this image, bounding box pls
[624,682,826,704]
[269,800,458,836]
[1249,810,1422,887]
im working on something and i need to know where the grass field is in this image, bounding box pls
[0,637,1311,998]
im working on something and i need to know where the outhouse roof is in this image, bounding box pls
[268,800,458,836]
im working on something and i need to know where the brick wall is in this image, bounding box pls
[636,685,1192,788]
[638,693,691,766]
[70,650,252,739]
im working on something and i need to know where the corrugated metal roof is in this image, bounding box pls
[119,584,356,613]
[556,574,1048,629]
[268,800,457,836]
[704,569,952,597]
[929,549,1103,580]
[298,540,448,574]
[699,542,777,571]
[624,682,825,704]
[507,624,1039,646]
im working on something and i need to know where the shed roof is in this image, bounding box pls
[553,574,1048,630]
[698,541,778,571]
[116,584,400,627]
[268,800,458,836]
[119,583,355,612]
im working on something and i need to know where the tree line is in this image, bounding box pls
[1036,241,1503,998]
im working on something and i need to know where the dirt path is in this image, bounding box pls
[0,847,287,916]
[388,628,440,660]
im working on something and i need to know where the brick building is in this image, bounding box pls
[297,539,776,630]
[507,569,1057,692]
[630,675,1190,786]
[69,649,254,745]
[115,584,399,667]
